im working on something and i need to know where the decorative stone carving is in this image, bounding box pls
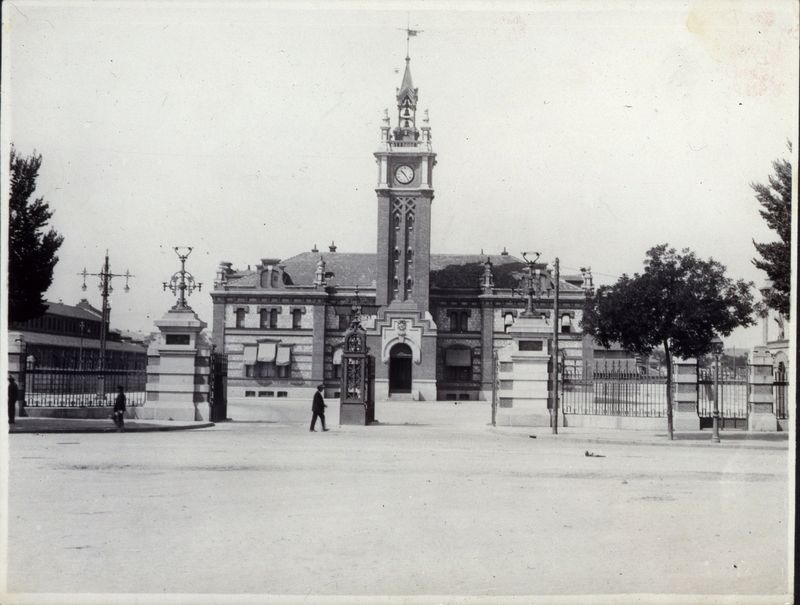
[381,318,422,364]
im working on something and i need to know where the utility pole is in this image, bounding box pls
[79,251,133,400]
[552,257,560,435]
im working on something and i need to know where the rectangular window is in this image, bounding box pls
[449,311,459,333]
[270,308,278,328]
[339,314,351,331]
[460,311,470,332]
[260,309,269,329]
[292,309,303,329]
[519,340,543,351]
[235,308,246,328]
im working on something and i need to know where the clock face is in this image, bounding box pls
[395,165,414,185]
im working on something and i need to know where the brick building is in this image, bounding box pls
[211,56,593,401]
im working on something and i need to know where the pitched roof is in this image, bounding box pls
[283,252,376,287]
[429,254,525,289]
[41,301,103,322]
[224,252,584,293]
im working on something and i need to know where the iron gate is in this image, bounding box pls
[697,367,748,429]
[774,366,789,420]
[209,352,228,422]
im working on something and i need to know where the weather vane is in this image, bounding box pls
[163,246,202,310]
[398,14,422,59]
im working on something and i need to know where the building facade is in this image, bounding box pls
[9,299,148,370]
[211,56,593,402]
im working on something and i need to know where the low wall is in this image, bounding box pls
[564,414,665,431]
[22,406,137,420]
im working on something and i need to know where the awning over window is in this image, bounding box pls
[561,314,571,327]
[445,347,472,367]
[257,341,277,363]
[332,348,343,365]
[276,345,292,366]
[243,345,257,365]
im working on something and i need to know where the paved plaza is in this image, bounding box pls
[3,402,792,604]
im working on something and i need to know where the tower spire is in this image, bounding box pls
[394,21,421,142]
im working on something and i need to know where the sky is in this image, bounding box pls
[2,0,798,348]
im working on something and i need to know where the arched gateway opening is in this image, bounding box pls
[389,343,412,394]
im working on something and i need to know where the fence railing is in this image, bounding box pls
[561,367,667,417]
[22,367,147,407]
[561,363,786,426]
[774,369,789,420]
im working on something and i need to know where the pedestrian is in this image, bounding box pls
[309,383,329,432]
[8,375,19,425]
[113,385,126,432]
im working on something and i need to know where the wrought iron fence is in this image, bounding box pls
[561,363,668,417]
[697,367,748,429]
[22,366,147,407]
[774,368,789,420]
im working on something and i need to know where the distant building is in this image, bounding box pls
[211,55,594,401]
[8,299,147,370]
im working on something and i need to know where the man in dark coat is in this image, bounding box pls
[113,385,126,431]
[309,384,329,432]
[8,375,19,425]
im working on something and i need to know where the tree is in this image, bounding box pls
[752,146,791,318]
[582,245,755,439]
[8,145,64,323]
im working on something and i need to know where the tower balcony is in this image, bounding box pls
[377,139,433,153]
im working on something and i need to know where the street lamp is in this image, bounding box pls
[163,247,202,310]
[78,250,134,399]
[710,335,724,443]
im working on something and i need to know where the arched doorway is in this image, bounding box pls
[389,343,412,394]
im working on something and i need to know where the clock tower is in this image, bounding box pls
[374,56,436,312]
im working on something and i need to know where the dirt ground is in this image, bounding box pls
[3,402,792,604]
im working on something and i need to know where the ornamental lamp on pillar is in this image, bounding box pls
[163,247,202,311]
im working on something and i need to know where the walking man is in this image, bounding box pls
[8,375,19,425]
[309,384,329,432]
[113,385,126,431]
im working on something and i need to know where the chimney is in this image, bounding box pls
[501,247,509,256]
[311,243,318,253]
[329,241,337,253]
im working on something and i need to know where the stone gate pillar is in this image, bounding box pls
[748,346,777,431]
[138,307,211,422]
[673,358,700,431]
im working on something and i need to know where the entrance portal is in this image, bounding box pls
[389,343,412,394]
